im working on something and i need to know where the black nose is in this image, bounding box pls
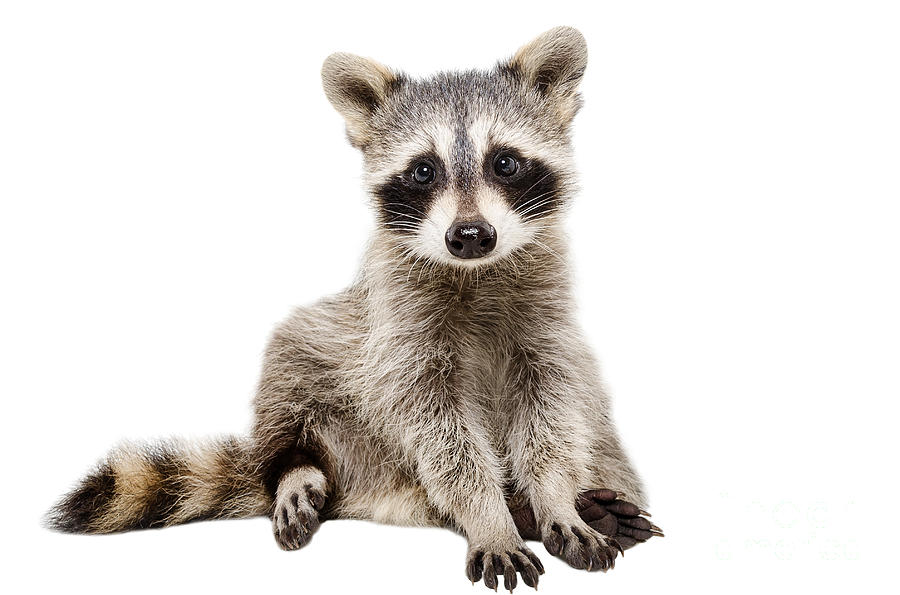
[445,221,497,259]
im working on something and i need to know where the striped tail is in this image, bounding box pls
[46,436,272,533]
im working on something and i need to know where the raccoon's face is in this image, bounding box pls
[322,27,587,269]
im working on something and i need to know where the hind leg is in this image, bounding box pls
[575,489,663,550]
[577,431,663,549]
[508,431,661,550]
[272,463,329,551]
[509,489,662,550]
[509,434,663,554]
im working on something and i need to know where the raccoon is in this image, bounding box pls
[47,26,661,591]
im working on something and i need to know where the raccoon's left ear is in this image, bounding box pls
[504,26,588,124]
[322,53,399,148]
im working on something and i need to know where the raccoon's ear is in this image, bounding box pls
[322,52,399,148]
[504,26,587,123]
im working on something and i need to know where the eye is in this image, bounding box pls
[412,162,436,184]
[493,154,519,177]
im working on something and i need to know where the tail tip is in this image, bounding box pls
[45,463,117,534]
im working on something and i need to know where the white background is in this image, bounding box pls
[1,1,898,593]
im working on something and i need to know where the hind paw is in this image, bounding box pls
[576,488,663,550]
[272,483,325,551]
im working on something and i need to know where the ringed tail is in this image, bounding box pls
[46,436,271,533]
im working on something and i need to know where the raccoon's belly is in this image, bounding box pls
[318,425,447,527]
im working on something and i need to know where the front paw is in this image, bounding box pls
[272,483,326,551]
[465,541,544,592]
[542,518,621,572]
[576,488,663,550]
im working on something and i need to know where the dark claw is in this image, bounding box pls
[512,552,539,588]
[522,547,544,575]
[520,567,538,589]
[609,538,625,557]
[604,544,616,570]
[502,560,517,592]
[482,554,498,591]
[466,550,484,584]
[483,554,497,591]
[587,545,606,572]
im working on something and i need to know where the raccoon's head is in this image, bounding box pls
[322,27,586,269]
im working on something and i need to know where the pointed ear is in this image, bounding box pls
[321,53,399,147]
[504,26,587,123]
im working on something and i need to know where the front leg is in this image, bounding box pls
[415,405,544,591]
[384,358,544,591]
[506,347,626,572]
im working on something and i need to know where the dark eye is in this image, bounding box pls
[494,154,519,177]
[412,162,435,184]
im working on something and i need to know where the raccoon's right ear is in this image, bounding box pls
[322,53,399,148]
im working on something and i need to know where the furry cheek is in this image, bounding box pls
[474,191,536,260]
[407,191,458,264]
